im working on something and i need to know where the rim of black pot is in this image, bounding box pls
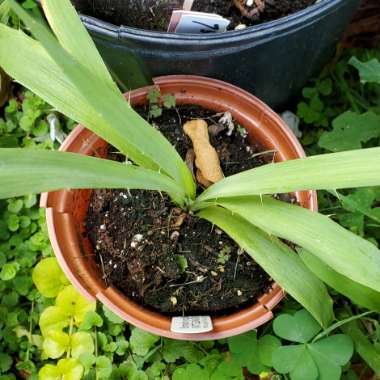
[79,0,349,41]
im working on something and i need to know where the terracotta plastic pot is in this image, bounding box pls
[41,75,318,340]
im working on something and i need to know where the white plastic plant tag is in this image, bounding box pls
[168,10,230,33]
[171,316,213,333]
[182,0,194,11]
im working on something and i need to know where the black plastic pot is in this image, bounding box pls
[77,0,359,110]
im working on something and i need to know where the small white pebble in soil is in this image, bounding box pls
[218,241,223,245]
[108,260,112,265]
[235,24,247,30]
[237,290,243,296]
[215,228,222,235]
[237,248,245,255]
[113,264,117,269]
[211,271,218,277]
[131,234,143,248]
[119,192,128,199]
[170,231,180,241]
[170,296,177,306]
[218,266,225,273]
[196,275,206,283]
[99,224,106,231]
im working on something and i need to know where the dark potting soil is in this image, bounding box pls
[86,105,280,315]
[192,0,317,29]
[72,0,317,31]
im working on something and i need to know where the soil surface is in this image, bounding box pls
[192,0,317,30]
[86,105,277,315]
[72,0,318,31]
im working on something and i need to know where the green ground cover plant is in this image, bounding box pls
[0,1,379,379]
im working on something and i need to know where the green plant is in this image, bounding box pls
[1,0,380,334]
[147,88,176,119]
[272,309,354,380]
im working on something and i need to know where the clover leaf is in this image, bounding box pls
[228,331,280,374]
[273,345,318,380]
[272,310,353,380]
[210,360,244,380]
[273,309,321,343]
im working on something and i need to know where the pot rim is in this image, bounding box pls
[41,75,317,340]
[79,0,347,42]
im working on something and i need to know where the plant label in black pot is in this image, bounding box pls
[168,10,230,33]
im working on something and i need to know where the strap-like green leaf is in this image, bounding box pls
[40,0,118,94]
[213,197,380,293]
[299,249,380,313]
[198,206,334,328]
[341,321,380,376]
[0,148,185,204]
[1,1,195,198]
[197,147,380,202]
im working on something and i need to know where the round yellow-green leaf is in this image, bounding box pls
[57,358,84,380]
[70,332,94,359]
[39,364,60,380]
[39,306,70,336]
[32,257,69,298]
[56,285,96,325]
[42,330,70,359]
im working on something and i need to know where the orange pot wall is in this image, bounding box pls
[41,76,317,340]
